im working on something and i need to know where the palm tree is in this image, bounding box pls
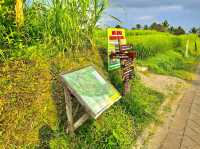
[197,28,200,36]
[144,25,148,30]
[150,22,157,29]
[190,27,198,34]
[136,24,141,29]
[115,25,122,28]
[169,26,174,33]
[162,20,169,28]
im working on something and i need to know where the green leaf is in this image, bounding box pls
[0,49,5,61]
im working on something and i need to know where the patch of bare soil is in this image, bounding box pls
[139,72,187,96]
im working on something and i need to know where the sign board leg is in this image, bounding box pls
[123,80,130,95]
[74,113,90,130]
[64,87,74,135]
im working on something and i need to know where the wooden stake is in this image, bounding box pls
[123,80,130,95]
[64,87,74,135]
[185,39,189,58]
[74,113,90,130]
[64,86,90,135]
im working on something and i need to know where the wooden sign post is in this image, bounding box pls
[108,28,137,95]
[110,40,137,95]
[60,66,121,135]
[108,28,126,70]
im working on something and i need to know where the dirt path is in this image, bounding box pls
[139,72,186,96]
[148,65,200,149]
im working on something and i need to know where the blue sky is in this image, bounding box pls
[99,0,200,30]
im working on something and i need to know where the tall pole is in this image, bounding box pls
[15,0,24,28]
[185,39,189,58]
[118,38,130,95]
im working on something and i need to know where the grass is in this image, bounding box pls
[128,34,181,59]
[0,45,104,148]
[0,41,166,148]
[138,50,199,80]
[1,29,200,148]
[96,29,200,79]
[47,77,164,149]
[96,30,200,59]
[1,2,200,147]
[0,57,58,147]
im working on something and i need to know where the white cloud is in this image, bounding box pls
[138,15,154,21]
[158,5,183,11]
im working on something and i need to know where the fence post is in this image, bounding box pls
[185,39,189,58]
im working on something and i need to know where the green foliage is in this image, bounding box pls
[49,105,136,149]
[190,27,198,34]
[74,106,135,149]
[148,20,185,35]
[42,0,106,52]
[23,0,108,53]
[128,34,181,59]
[136,24,141,29]
[0,42,168,148]
[171,26,186,35]
[50,134,70,149]
[122,79,164,132]
[0,0,108,61]
[150,22,167,32]
[0,0,16,57]
[140,50,198,80]
[0,0,30,60]
[95,29,200,60]
[0,0,15,35]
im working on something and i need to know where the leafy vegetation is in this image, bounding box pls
[140,50,198,80]
[47,78,164,149]
[0,0,200,148]
[0,0,108,60]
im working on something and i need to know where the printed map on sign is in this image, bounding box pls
[61,66,121,119]
[108,28,126,70]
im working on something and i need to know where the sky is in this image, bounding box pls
[99,0,200,30]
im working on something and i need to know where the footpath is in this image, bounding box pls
[148,65,200,149]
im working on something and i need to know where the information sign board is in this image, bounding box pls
[108,28,126,70]
[61,66,121,119]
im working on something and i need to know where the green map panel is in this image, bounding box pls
[61,66,121,118]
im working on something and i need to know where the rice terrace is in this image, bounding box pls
[1,0,200,148]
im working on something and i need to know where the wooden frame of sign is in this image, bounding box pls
[62,85,90,135]
[60,66,121,135]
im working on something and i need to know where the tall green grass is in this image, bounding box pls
[95,29,200,59]
[0,0,108,61]
[128,34,181,59]
[28,0,107,53]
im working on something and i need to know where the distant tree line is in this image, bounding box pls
[115,20,200,36]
